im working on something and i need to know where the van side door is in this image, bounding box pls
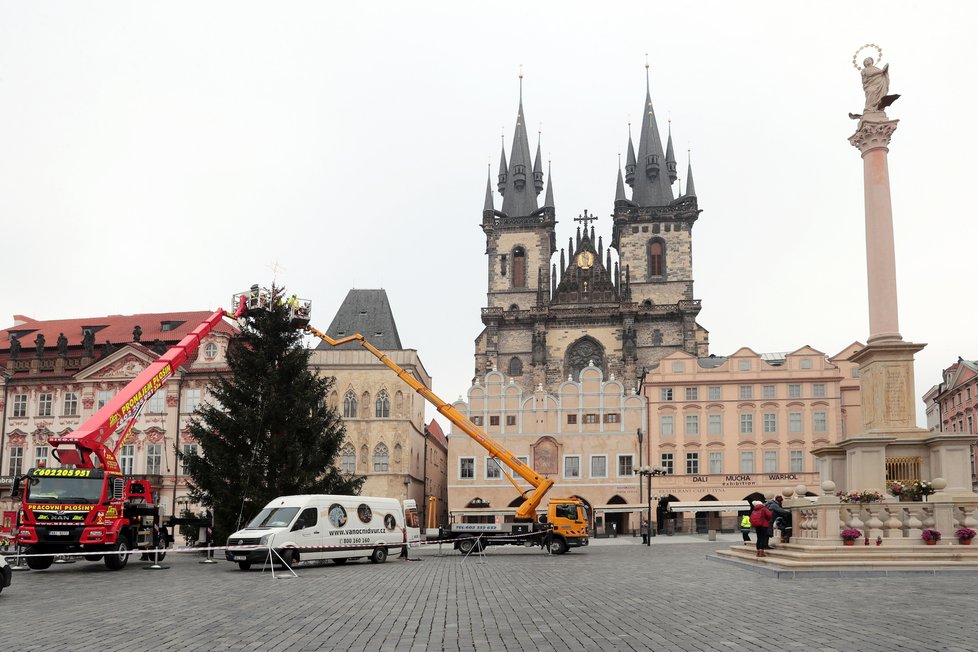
[292,507,320,555]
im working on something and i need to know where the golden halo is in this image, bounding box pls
[852,43,883,70]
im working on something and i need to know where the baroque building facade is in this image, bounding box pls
[924,358,978,490]
[312,289,448,528]
[0,312,237,535]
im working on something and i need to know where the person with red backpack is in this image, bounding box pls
[749,500,773,558]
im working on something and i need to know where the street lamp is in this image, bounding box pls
[635,465,666,546]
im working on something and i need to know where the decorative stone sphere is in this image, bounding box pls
[932,478,947,491]
[821,480,837,493]
[794,484,807,497]
[764,491,775,500]
[782,488,795,498]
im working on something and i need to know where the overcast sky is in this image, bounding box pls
[2,1,975,429]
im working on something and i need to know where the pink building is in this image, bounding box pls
[926,358,978,490]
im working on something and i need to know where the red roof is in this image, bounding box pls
[426,419,448,451]
[2,311,238,352]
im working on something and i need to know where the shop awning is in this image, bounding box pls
[592,504,647,514]
[667,500,750,514]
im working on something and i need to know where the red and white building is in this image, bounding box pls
[0,312,237,534]
[925,358,978,491]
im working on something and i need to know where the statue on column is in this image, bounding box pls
[132,325,142,342]
[849,46,900,118]
[9,334,21,358]
[34,333,46,357]
[57,333,68,357]
[82,330,95,357]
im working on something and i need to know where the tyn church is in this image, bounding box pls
[476,74,709,393]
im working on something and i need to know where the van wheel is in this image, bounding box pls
[333,558,348,565]
[238,562,252,571]
[457,539,484,555]
[547,537,568,555]
[278,549,298,567]
[26,547,53,570]
[369,547,388,564]
[104,538,131,570]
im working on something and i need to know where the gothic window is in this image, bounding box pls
[648,239,665,277]
[566,337,605,382]
[343,391,358,418]
[512,247,527,288]
[375,390,390,418]
[373,443,390,472]
[340,443,356,473]
[508,357,523,377]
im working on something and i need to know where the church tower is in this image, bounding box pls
[475,67,708,393]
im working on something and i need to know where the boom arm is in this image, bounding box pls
[306,324,554,521]
[48,296,248,472]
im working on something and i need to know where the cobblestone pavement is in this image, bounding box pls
[2,538,976,651]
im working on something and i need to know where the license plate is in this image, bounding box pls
[233,555,247,561]
[50,530,69,536]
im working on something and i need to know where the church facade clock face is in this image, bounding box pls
[576,251,594,270]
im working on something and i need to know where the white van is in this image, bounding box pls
[225,494,418,570]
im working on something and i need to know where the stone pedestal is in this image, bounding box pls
[849,340,925,435]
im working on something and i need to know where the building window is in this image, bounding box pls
[762,385,776,399]
[119,444,135,475]
[740,413,754,434]
[660,415,674,436]
[788,384,801,399]
[708,386,721,401]
[659,453,674,475]
[8,446,24,475]
[460,457,475,479]
[37,393,53,417]
[12,394,27,418]
[708,414,722,435]
[472,416,483,426]
[583,413,598,424]
[789,412,802,433]
[62,392,79,417]
[618,455,634,476]
[516,455,529,468]
[343,391,358,418]
[813,411,827,433]
[183,388,201,413]
[686,452,699,475]
[685,387,698,401]
[660,388,674,401]
[506,415,517,426]
[763,450,777,473]
[340,443,356,473]
[486,458,502,479]
[375,391,391,418]
[147,392,165,413]
[512,247,527,288]
[709,451,723,474]
[763,413,777,433]
[144,444,162,475]
[739,385,753,400]
[813,383,826,398]
[739,451,755,473]
[204,342,218,358]
[672,361,685,373]
[604,413,620,424]
[564,456,581,479]
[181,444,198,475]
[566,414,577,425]
[790,450,804,473]
[851,367,860,378]
[34,446,48,467]
[738,360,751,371]
[800,358,812,369]
[508,357,523,377]
[97,390,114,410]
[590,456,607,478]
[373,444,390,472]
[648,239,665,277]
[489,415,500,426]
[685,414,699,435]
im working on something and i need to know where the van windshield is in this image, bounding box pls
[246,507,300,529]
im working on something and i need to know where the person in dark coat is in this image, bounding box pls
[765,496,786,547]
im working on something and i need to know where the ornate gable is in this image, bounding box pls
[553,232,619,305]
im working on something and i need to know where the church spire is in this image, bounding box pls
[499,72,539,217]
[684,156,696,198]
[630,63,674,207]
[665,120,678,183]
[615,165,627,203]
[625,124,636,187]
[543,160,555,208]
[533,133,544,195]
[497,135,508,195]
[484,165,494,212]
